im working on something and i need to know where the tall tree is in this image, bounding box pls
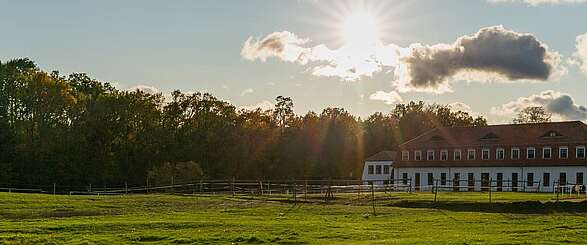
[513,106,552,124]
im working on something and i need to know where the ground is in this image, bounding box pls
[0,192,585,244]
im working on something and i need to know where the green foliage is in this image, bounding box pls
[0,58,488,186]
[147,161,204,186]
[513,106,552,124]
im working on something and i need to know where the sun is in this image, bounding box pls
[341,10,381,47]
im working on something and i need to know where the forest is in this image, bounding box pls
[0,58,488,187]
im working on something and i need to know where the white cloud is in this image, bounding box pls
[240,88,254,96]
[448,102,479,116]
[489,0,587,6]
[127,85,160,94]
[238,100,274,111]
[573,32,587,75]
[491,90,587,121]
[243,26,564,94]
[368,91,403,105]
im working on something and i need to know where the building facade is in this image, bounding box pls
[392,121,587,192]
[361,151,395,185]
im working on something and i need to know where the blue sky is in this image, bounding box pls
[1,0,586,123]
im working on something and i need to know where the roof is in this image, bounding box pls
[365,151,396,161]
[400,121,587,149]
[396,121,587,168]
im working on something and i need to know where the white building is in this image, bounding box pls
[366,121,587,192]
[361,151,395,185]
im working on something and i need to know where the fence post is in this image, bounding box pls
[53,183,56,195]
[293,179,297,204]
[304,180,308,201]
[89,184,92,194]
[371,182,376,216]
[231,177,235,196]
[125,182,128,195]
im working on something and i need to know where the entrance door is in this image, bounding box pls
[512,173,518,192]
[496,173,503,192]
[415,173,421,191]
[453,173,460,192]
[481,173,490,191]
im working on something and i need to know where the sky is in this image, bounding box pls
[1,0,586,123]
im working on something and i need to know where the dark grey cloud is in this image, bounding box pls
[398,26,562,92]
[491,90,587,121]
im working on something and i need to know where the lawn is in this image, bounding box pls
[0,192,585,244]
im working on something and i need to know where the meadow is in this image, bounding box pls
[0,192,586,244]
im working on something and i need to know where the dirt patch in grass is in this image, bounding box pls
[385,200,587,214]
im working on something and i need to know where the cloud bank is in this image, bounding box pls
[239,100,274,111]
[573,32,587,75]
[243,26,563,94]
[491,90,587,121]
[489,0,587,6]
[240,88,254,96]
[368,91,403,105]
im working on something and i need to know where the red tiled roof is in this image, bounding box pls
[365,151,396,161]
[396,121,587,168]
[400,121,587,149]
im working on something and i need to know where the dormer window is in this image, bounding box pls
[527,147,536,159]
[577,146,586,159]
[454,149,462,160]
[482,148,490,160]
[496,148,505,160]
[512,148,520,160]
[415,151,422,161]
[401,151,409,161]
[542,130,563,138]
[543,147,552,159]
[559,146,569,159]
[440,150,448,161]
[427,150,435,161]
[467,149,476,160]
[480,132,499,140]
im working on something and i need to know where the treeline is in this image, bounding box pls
[0,58,487,187]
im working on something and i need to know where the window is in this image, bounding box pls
[577,172,584,185]
[441,173,447,185]
[402,173,408,184]
[368,165,374,175]
[427,173,434,186]
[511,148,520,160]
[375,165,382,174]
[496,148,505,160]
[482,148,490,160]
[415,151,422,161]
[401,151,409,161]
[454,149,462,160]
[543,173,550,187]
[543,147,552,159]
[383,165,390,175]
[559,146,569,159]
[527,147,536,159]
[559,172,566,185]
[441,150,448,161]
[527,173,534,186]
[467,149,476,160]
[576,146,585,159]
[427,150,435,161]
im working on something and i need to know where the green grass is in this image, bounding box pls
[0,192,585,244]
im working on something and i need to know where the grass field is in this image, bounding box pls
[0,192,586,244]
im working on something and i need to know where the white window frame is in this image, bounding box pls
[415,150,422,161]
[454,149,462,161]
[440,150,448,161]
[427,150,435,161]
[543,147,552,159]
[576,146,586,159]
[559,146,569,159]
[496,148,505,160]
[401,151,409,161]
[482,148,490,160]
[511,148,520,160]
[467,149,476,160]
[527,147,536,159]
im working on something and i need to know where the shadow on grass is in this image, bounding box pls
[385,200,587,214]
